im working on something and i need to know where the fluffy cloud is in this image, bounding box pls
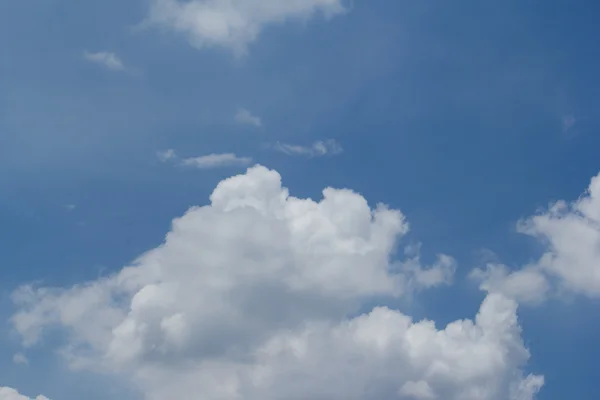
[145,0,346,54]
[472,171,600,303]
[10,166,541,399]
[0,387,48,400]
[83,51,125,71]
[273,139,343,157]
[235,108,262,128]
[470,264,549,305]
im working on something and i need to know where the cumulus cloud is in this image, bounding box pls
[83,51,125,71]
[235,108,262,128]
[273,139,343,157]
[145,0,346,54]
[7,166,542,400]
[472,171,600,303]
[180,153,252,169]
[470,264,549,305]
[0,387,48,400]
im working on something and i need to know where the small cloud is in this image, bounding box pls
[562,114,576,133]
[273,139,343,157]
[157,149,252,169]
[157,149,177,163]
[64,204,76,211]
[235,108,262,128]
[144,0,346,55]
[83,51,125,71]
[180,153,252,169]
[13,353,28,366]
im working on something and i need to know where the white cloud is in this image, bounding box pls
[145,0,346,54]
[470,265,549,305]
[83,51,125,71]
[472,171,600,303]
[400,253,456,291]
[9,166,542,400]
[157,149,178,163]
[273,139,343,157]
[180,153,252,169]
[235,108,262,128]
[12,353,28,365]
[157,150,252,169]
[0,387,48,400]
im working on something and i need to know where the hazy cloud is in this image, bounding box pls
[180,153,252,169]
[157,149,178,163]
[12,353,28,366]
[83,51,125,71]
[235,108,262,128]
[273,139,343,157]
[144,0,347,54]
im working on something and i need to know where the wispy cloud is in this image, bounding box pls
[562,114,576,133]
[273,139,343,157]
[83,51,125,71]
[145,0,346,55]
[235,108,262,128]
[180,153,252,169]
[157,149,252,169]
[13,353,28,366]
[157,149,178,163]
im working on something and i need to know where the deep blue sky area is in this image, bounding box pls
[1,1,600,399]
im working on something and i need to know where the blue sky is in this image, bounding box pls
[1,1,600,399]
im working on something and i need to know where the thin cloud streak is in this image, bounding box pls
[273,139,343,157]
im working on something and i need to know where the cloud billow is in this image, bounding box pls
[9,166,542,400]
[472,171,600,304]
[0,387,48,400]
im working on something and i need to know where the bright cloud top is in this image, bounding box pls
[274,139,343,157]
[9,166,542,400]
[145,0,346,54]
[83,51,125,71]
[472,171,600,304]
[0,387,48,400]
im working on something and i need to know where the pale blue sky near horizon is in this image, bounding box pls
[1,1,600,399]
